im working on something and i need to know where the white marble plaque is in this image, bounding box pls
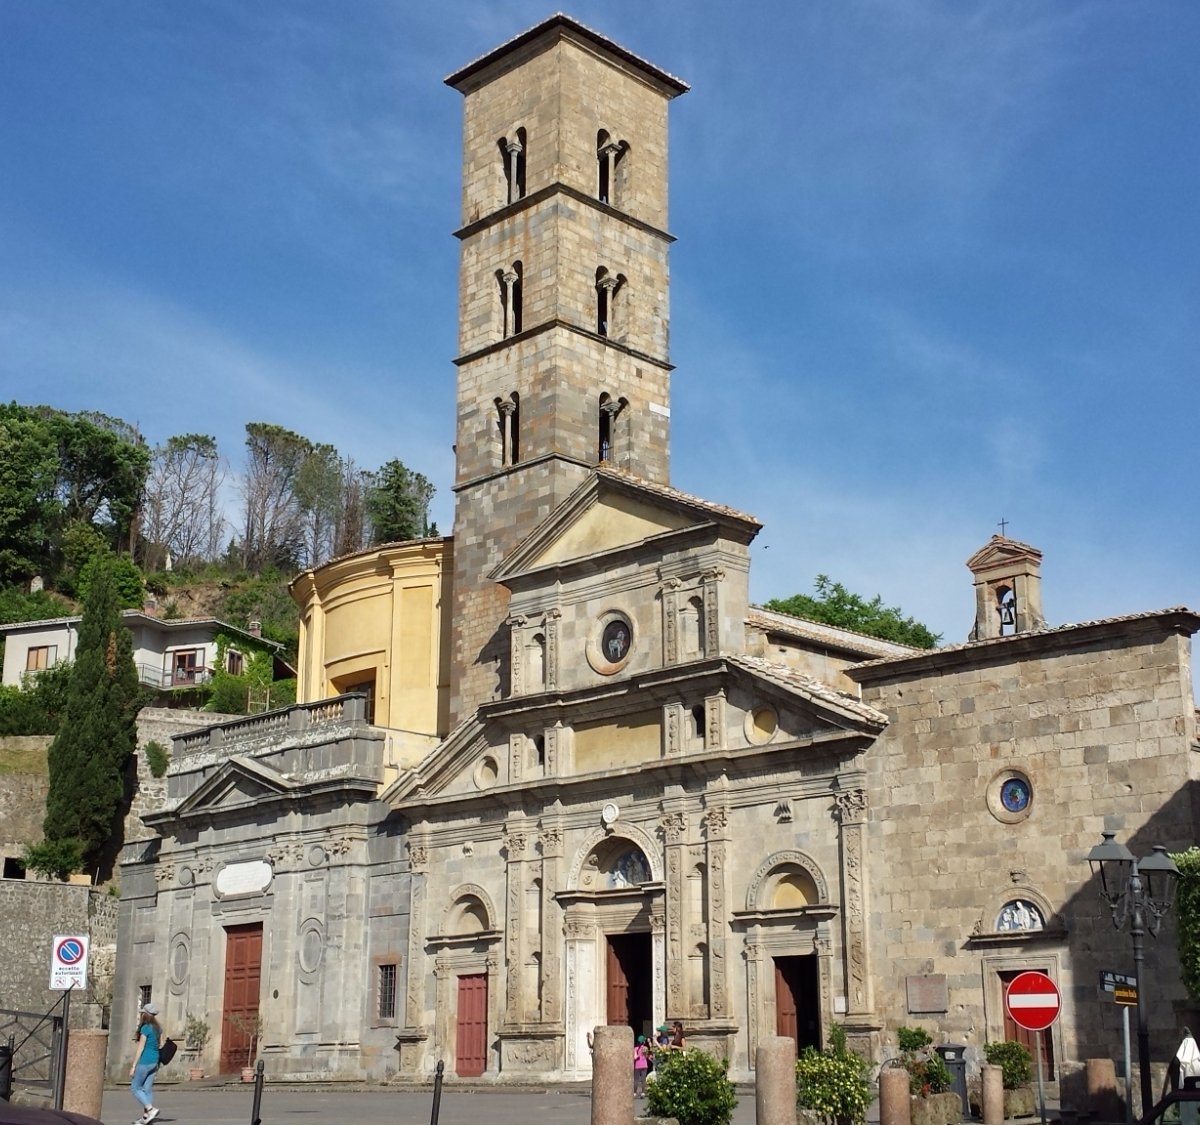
[215,860,273,897]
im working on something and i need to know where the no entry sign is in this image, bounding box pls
[1005,971,1061,1032]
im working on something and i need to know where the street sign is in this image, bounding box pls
[49,934,90,991]
[1113,986,1138,1007]
[1005,970,1061,1032]
[1100,970,1137,992]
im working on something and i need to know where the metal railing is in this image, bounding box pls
[0,1000,66,1102]
[134,662,212,690]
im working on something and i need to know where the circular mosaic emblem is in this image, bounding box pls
[1001,777,1031,813]
[987,768,1034,824]
[587,609,635,676]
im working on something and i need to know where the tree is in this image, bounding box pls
[141,434,226,570]
[0,402,60,582]
[239,423,312,571]
[766,575,941,649]
[366,459,435,545]
[43,557,142,876]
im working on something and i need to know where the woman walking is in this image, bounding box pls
[129,1003,163,1123]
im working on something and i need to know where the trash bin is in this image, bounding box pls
[936,1044,969,1117]
[0,1042,12,1101]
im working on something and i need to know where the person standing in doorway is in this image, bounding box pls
[129,1003,163,1123]
[634,1035,651,1097]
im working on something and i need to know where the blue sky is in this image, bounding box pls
[2,1,1197,645]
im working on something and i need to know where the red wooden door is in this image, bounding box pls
[606,938,632,1026]
[999,969,1056,1079]
[220,924,263,1073]
[775,960,798,1040]
[456,974,488,1077]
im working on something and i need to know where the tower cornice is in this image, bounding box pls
[454,181,676,245]
[452,317,674,372]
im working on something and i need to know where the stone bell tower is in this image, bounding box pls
[445,16,688,724]
[966,534,1046,641]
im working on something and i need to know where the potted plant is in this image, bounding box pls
[897,1027,958,1125]
[984,1040,1034,1119]
[229,1011,264,1081]
[183,1012,210,1081]
[795,1025,873,1125]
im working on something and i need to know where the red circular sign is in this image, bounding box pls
[1005,971,1061,1032]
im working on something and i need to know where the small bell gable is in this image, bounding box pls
[966,534,1046,641]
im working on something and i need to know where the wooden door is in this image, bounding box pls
[220,923,263,1073]
[605,933,652,1032]
[607,937,632,1026]
[775,956,821,1050]
[455,974,488,1077]
[999,969,1056,1079]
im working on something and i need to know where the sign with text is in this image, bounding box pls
[1005,970,1061,1032]
[1100,970,1136,992]
[49,934,90,990]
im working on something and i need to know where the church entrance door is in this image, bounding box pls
[455,973,488,1077]
[606,932,652,1034]
[220,923,263,1074]
[775,955,821,1051]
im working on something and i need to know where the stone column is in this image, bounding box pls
[63,1028,107,1120]
[507,614,526,697]
[660,577,681,664]
[982,1063,1004,1125]
[834,778,873,1016]
[880,1064,912,1125]
[756,1036,798,1125]
[502,819,530,1025]
[591,1024,634,1125]
[661,804,689,1016]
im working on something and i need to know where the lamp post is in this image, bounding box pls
[1087,831,1180,1118]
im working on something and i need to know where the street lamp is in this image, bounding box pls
[1087,831,1180,1118]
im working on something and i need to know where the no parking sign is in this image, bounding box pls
[49,934,90,990]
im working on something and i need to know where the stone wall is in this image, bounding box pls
[0,879,117,1027]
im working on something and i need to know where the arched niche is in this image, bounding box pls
[443,883,498,935]
[745,850,830,912]
[567,824,663,891]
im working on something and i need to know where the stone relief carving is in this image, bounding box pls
[545,609,560,691]
[834,787,868,824]
[703,806,729,834]
[505,1040,554,1066]
[708,842,728,1017]
[665,703,680,755]
[840,822,870,1013]
[666,843,683,1010]
[509,733,525,782]
[408,841,429,870]
[745,849,830,909]
[701,569,724,656]
[660,811,687,843]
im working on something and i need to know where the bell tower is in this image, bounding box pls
[966,535,1046,641]
[445,16,688,723]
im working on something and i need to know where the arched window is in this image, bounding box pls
[598,392,612,461]
[597,130,627,207]
[497,262,523,339]
[682,595,704,657]
[997,584,1016,634]
[596,267,611,336]
[528,631,545,689]
[691,704,706,742]
[499,126,526,205]
[495,392,520,466]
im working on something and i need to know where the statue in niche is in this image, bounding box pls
[995,899,1043,932]
[609,848,650,888]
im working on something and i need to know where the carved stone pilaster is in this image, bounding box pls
[661,805,688,1014]
[661,576,681,664]
[703,799,731,1018]
[504,818,528,1024]
[509,733,525,782]
[745,931,762,1066]
[508,614,527,697]
[404,864,427,1029]
[704,690,726,750]
[835,782,872,1015]
[545,609,560,690]
[539,819,563,1023]
[701,569,724,657]
[664,702,683,757]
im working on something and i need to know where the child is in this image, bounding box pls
[633,1034,651,1096]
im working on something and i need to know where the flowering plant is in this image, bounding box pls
[896,1026,952,1096]
[796,1025,872,1125]
[646,1045,738,1125]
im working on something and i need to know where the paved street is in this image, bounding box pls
[98,1084,763,1125]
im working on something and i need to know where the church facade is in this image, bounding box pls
[110,16,1200,1089]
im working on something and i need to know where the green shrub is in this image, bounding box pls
[796,1027,872,1125]
[646,1046,738,1125]
[1174,848,1200,1003]
[984,1041,1032,1089]
[0,662,73,735]
[897,1026,933,1053]
[144,740,170,778]
[24,837,84,880]
[897,1026,952,1096]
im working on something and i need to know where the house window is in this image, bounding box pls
[378,963,398,1020]
[170,649,203,686]
[226,650,244,676]
[138,984,152,1010]
[3,856,26,880]
[25,645,56,672]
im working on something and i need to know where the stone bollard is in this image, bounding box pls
[756,1036,798,1125]
[1086,1058,1123,1122]
[592,1024,634,1125]
[982,1063,1004,1125]
[880,1063,912,1125]
[63,1028,108,1120]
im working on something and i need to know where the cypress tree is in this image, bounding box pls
[43,556,141,874]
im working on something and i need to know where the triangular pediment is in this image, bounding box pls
[173,756,294,816]
[966,535,1042,574]
[493,468,759,583]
